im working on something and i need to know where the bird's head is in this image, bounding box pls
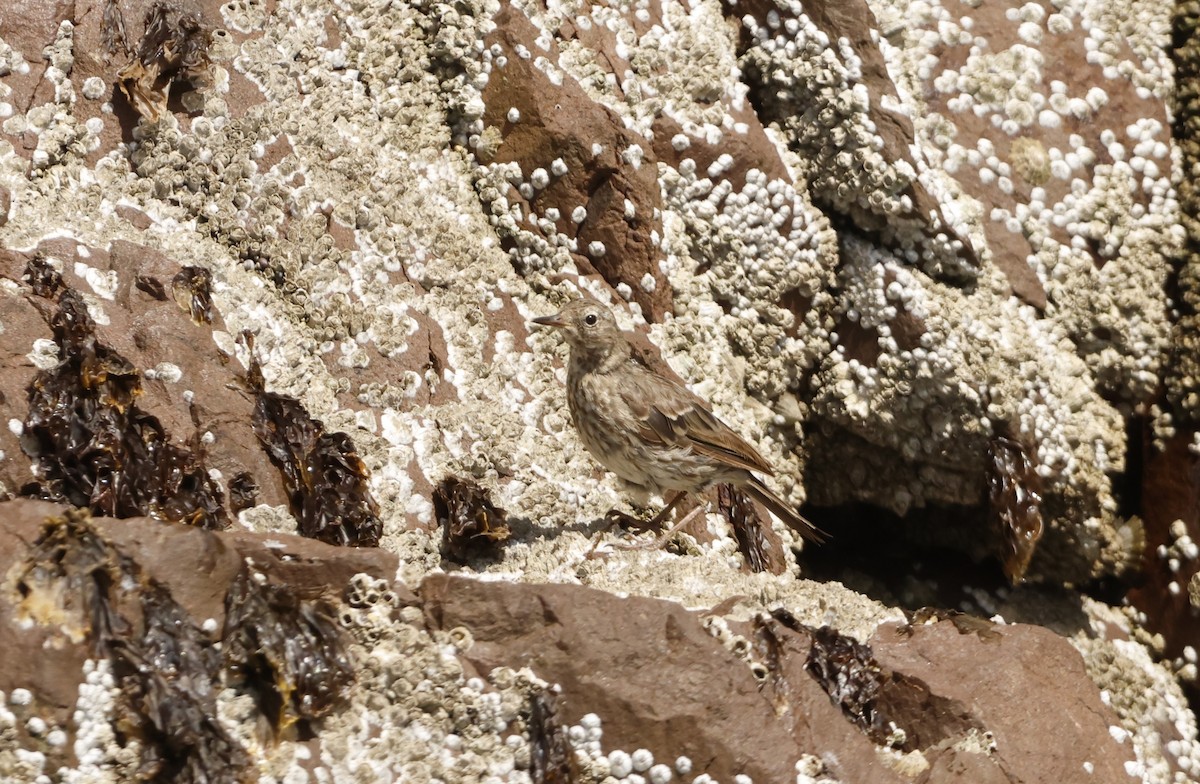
[531,298,625,357]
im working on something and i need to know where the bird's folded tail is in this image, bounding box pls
[744,476,827,544]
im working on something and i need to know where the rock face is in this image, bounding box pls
[0,500,1136,783]
[0,0,1198,781]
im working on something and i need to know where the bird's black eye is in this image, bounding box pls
[583,313,599,327]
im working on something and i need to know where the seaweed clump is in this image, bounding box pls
[246,348,382,546]
[223,566,355,732]
[434,476,511,562]
[11,509,251,783]
[24,252,63,298]
[986,434,1044,583]
[717,484,786,574]
[802,622,982,751]
[805,624,888,741]
[116,1,213,122]
[527,690,576,784]
[21,289,229,528]
[172,266,215,325]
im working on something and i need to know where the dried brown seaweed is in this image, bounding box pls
[115,581,252,783]
[172,266,215,324]
[805,625,887,739]
[24,252,63,298]
[717,484,786,574]
[21,289,229,528]
[102,0,131,60]
[228,471,259,514]
[987,434,1044,583]
[908,608,1002,642]
[12,509,252,784]
[247,352,381,546]
[528,690,575,784]
[804,623,983,751]
[223,566,355,732]
[434,476,511,562]
[117,1,213,122]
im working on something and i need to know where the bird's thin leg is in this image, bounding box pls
[611,500,707,550]
[586,492,686,558]
[643,491,686,529]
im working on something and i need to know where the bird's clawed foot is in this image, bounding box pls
[585,498,706,558]
[603,508,652,531]
[609,504,707,550]
[584,510,639,559]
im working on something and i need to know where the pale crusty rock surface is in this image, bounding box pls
[0,0,1198,781]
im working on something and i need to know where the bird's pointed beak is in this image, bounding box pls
[531,312,566,328]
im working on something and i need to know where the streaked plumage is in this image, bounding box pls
[532,299,824,544]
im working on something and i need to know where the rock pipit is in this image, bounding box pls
[532,298,825,548]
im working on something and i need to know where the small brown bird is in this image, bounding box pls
[532,298,824,547]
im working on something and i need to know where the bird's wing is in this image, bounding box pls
[618,362,775,475]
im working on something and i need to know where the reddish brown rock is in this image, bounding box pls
[483,5,670,319]
[422,574,824,782]
[0,240,289,519]
[0,255,55,497]
[0,501,1145,783]
[421,575,1134,783]
[872,618,1135,784]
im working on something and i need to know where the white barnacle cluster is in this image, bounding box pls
[812,240,987,482]
[1,19,110,169]
[469,20,608,275]
[301,598,566,782]
[903,0,1177,406]
[506,0,745,144]
[1079,0,1174,101]
[473,156,583,277]
[808,231,1127,552]
[736,3,947,258]
[0,32,29,80]
[3,659,128,782]
[1155,520,1200,599]
[563,711,704,784]
[0,689,47,781]
[64,660,124,776]
[429,0,502,145]
[658,157,834,400]
[1074,599,1200,784]
[794,0,1172,563]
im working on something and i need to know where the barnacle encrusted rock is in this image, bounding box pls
[477,3,671,319]
[1171,0,1200,445]
[735,0,982,285]
[0,0,1197,779]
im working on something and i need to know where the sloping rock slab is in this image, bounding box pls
[421,574,1135,783]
